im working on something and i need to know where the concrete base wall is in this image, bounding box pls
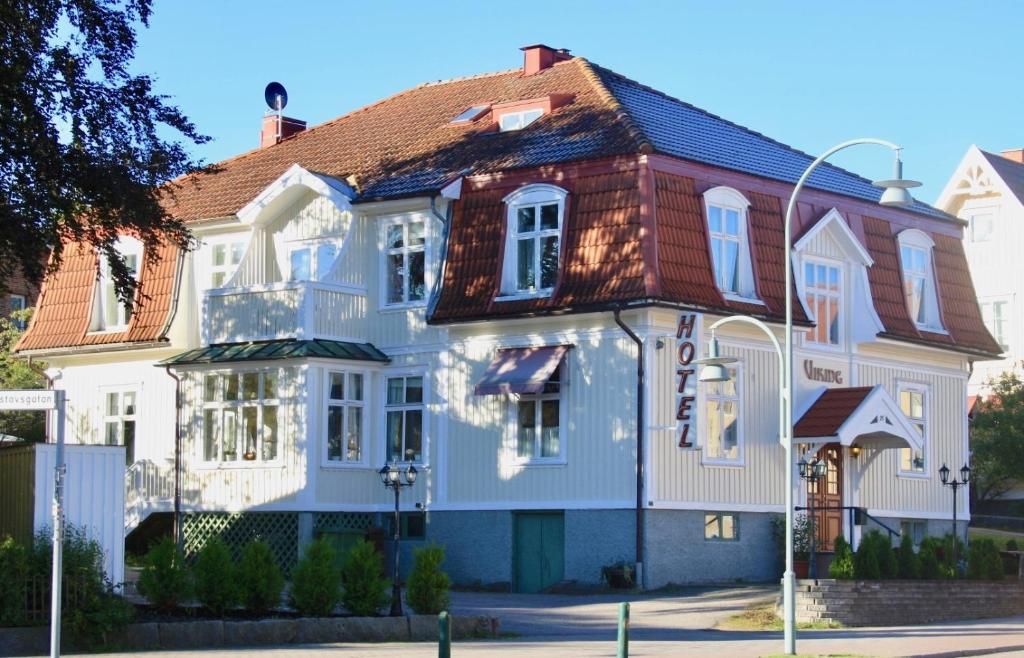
[644,509,779,588]
[426,510,514,588]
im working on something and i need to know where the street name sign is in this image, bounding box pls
[0,389,58,410]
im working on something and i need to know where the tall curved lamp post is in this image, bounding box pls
[380,463,417,616]
[694,138,920,655]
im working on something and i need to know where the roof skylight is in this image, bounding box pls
[498,108,543,132]
[450,105,490,124]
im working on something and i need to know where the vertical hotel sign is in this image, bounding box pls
[676,312,702,448]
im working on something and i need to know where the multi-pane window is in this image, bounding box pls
[325,371,364,464]
[704,513,738,541]
[899,386,926,474]
[705,367,740,462]
[386,376,424,462]
[512,201,560,293]
[498,109,543,132]
[969,210,994,242]
[804,261,842,346]
[514,366,562,462]
[99,246,141,330]
[210,240,245,288]
[708,205,742,293]
[202,371,279,464]
[900,245,928,325]
[9,294,26,330]
[900,520,927,547]
[980,300,1010,351]
[103,390,136,465]
[288,242,338,281]
[384,218,426,305]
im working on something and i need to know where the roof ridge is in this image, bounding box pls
[573,58,652,155]
[416,67,521,88]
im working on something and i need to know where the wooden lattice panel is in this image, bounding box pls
[183,512,299,573]
[313,512,375,533]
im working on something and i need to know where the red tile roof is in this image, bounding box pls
[794,386,875,438]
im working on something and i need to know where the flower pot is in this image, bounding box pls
[602,564,635,589]
[794,559,810,579]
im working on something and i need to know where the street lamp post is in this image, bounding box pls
[379,463,417,616]
[798,456,829,579]
[939,462,970,575]
[694,138,920,655]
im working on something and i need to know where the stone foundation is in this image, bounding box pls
[796,579,1024,626]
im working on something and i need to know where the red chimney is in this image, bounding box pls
[260,115,306,149]
[520,44,572,76]
[1001,148,1024,164]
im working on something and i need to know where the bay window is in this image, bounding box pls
[385,375,424,463]
[201,370,279,464]
[325,371,365,465]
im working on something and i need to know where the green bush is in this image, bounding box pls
[1007,539,1020,552]
[194,537,238,616]
[897,534,921,579]
[291,538,341,617]
[137,536,192,611]
[918,537,945,579]
[239,540,284,615]
[941,533,965,576]
[340,539,390,617]
[406,544,451,614]
[0,536,30,626]
[854,531,896,579]
[967,539,1004,580]
[828,535,854,580]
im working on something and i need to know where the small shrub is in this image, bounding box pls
[194,537,238,616]
[406,544,451,615]
[0,536,30,626]
[239,540,284,615]
[137,536,191,611]
[291,538,341,617]
[967,539,1004,580]
[941,533,965,576]
[919,537,945,579]
[340,539,390,617]
[1007,539,1020,552]
[854,531,896,579]
[896,534,921,579]
[65,586,134,649]
[828,536,854,580]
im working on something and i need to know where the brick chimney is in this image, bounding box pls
[520,44,572,76]
[260,114,306,149]
[1001,148,1024,164]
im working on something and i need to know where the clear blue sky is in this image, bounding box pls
[133,1,1023,204]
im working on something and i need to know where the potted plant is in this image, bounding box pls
[792,513,812,578]
[601,561,635,589]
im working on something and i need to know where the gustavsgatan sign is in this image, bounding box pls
[0,389,58,411]
[675,312,702,449]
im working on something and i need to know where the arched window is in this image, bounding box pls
[91,236,142,331]
[896,229,943,331]
[702,186,756,300]
[499,184,568,298]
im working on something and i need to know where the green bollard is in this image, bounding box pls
[439,610,451,658]
[617,601,629,657]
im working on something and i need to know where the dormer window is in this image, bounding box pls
[499,109,543,132]
[500,184,567,297]
[703,187,756,300]
[92,236,142,332]
[897,229,942,331]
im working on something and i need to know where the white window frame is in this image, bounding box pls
[897,229,943,332]
[701,363,743,466]
[381,369,428,466]
[198,368,283,468]
[100,385,138,464]
[91,236,142,332]
[498,184,568,300]
[205,235,247,289]
[285,237,342,282]
[379,213,430,309]
[801,256,845,351]
[966,205,997,243]
[704,512,739,541]
[505,362,567,466]
[498,108,543,132]
[896,380,929,478]
[9,294,26,330]
[322,369,369,468]
[979,297,1011,352]
[702,186,758,302]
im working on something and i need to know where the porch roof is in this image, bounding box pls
[794,385,923,451]
[159,339,390,366]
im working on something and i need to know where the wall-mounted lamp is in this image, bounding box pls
[656,338,666,350]
[850,445,862,458]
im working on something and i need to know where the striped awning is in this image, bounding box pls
[474,345,569,396]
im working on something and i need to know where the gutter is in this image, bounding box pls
[612,306,646,590]
[163,366,184,549]
[14,339,170,359]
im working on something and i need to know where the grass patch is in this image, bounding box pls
[969,526,1024,551]
[717,603,844,631]
[761,655,871,658]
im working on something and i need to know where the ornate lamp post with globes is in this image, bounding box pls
[379,462,417,616]
[939,462,970,575]
[798,456,829,579]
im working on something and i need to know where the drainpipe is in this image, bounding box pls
[164,366,183,549]
[26,357,55,442]
[426,193,455,320]
[613,307,646,589]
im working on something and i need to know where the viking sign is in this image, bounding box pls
[675,312,702,449]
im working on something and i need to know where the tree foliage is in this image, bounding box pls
[970,372,1024,502]
[0,310,46,442]
[0,0,207,302]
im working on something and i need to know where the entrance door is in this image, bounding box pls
[513,512,564,593]
[809,443,843,550]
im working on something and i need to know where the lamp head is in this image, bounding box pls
[939,463,950,485]
[694,336,738,383]
[798,457,809,478]
[960,463,970,484]
[873,154,922,208]
[813,458,828,478]
[850,444,862,458]
[379,464,391,486]
[406,464,418,484]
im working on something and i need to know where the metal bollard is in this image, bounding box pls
[617,602,629,658]
[439,610,451,658]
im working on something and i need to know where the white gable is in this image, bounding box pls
[936,145,1022,215]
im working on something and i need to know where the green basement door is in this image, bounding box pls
[513,512,564,593]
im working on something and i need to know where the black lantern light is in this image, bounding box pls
[938,462,970,576]
[798,454,830,579]
[379,462,418,616]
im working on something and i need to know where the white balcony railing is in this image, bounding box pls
[125,459,175,530]
[203,281,368,345]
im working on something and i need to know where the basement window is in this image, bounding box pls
[499,108,543,132]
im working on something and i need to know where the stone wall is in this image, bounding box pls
[796,579,1024,626]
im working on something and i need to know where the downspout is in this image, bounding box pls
[426,192,455,319]
[163,366,183,549]
[26,357,55,442]
[613,307,646,589]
